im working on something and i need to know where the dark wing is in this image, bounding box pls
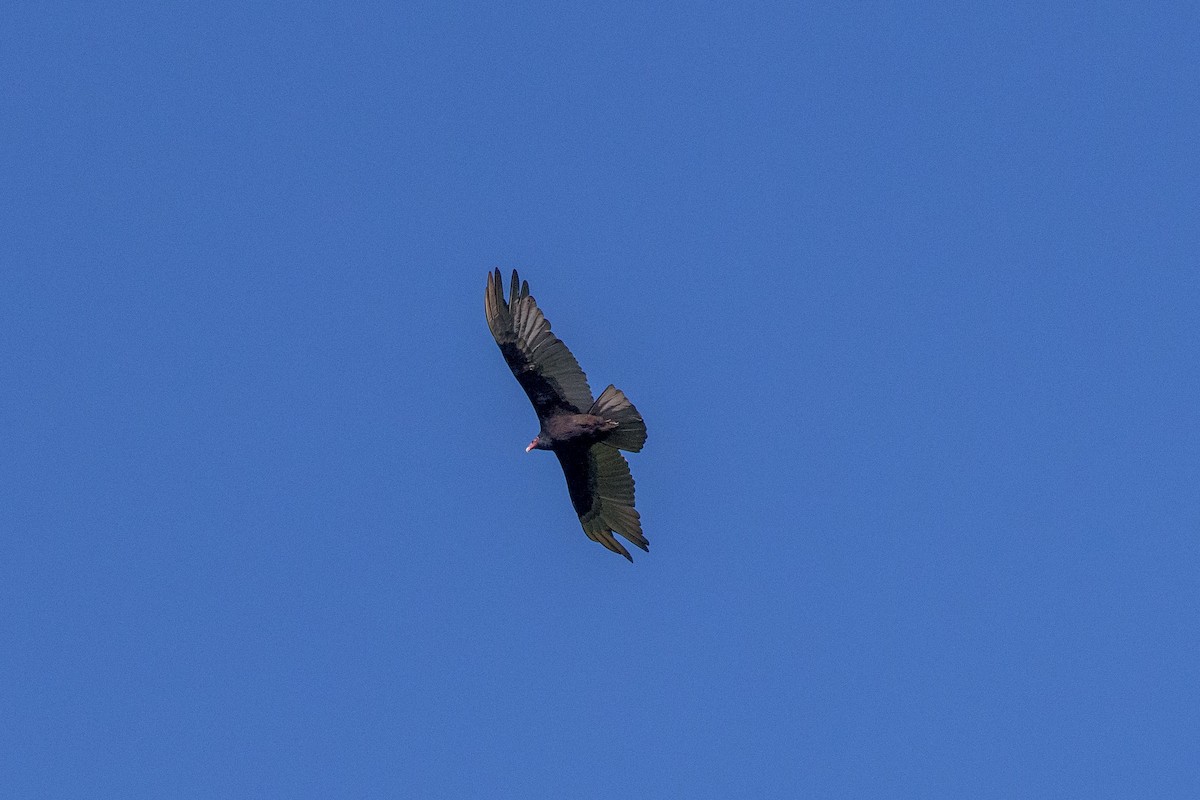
[485,269,594,418]
[556,443,647,561]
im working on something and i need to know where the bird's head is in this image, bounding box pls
[526,434,545,453]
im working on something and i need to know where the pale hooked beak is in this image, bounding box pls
[525,437,538,453]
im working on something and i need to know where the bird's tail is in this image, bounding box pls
[590,384,646,452]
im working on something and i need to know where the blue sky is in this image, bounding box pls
[2,2,1197,797]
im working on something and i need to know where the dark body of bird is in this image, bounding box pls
[485,269,648,561]
[534,414,618,448]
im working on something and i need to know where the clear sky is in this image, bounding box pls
[2,3,1197,797]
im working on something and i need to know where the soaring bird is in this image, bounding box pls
[485,269,648,561]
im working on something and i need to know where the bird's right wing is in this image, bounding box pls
[556,443,647,561]
[485,269,594,418]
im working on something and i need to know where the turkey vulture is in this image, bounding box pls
[485,269,648,561]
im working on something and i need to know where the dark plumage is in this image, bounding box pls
[485,269,648,561]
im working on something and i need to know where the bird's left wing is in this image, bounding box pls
[485,269,594,417]
[556,443,647,561]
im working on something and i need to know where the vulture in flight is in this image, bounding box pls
[485,269,648,561]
